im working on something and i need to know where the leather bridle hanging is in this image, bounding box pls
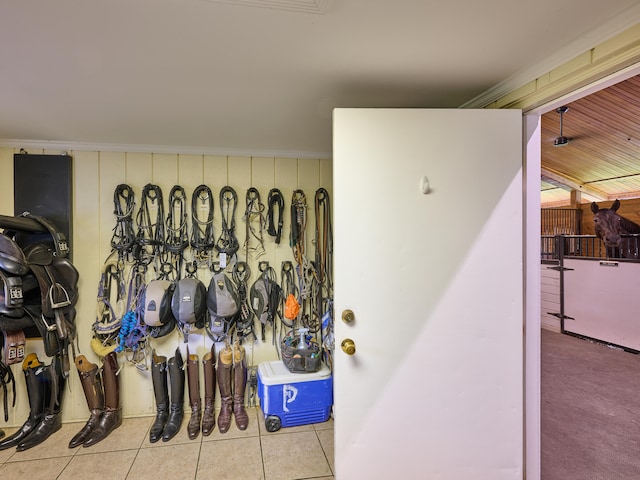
[243,187,266,261]
[215,186,239,259]
[164,185,189,279]
[290,189,307,264]
[134,184,165,266]
[190,184,215,263]
[289,189,318,332]
[110,184,136,257]
[314,187,333,300]
[267,188,284,244]
[232,260,255,343]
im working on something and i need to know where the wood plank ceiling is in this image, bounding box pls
[541,74,640,207]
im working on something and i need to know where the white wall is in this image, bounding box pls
[0,146,331,425]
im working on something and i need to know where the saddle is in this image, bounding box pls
[0,216,79,375]
[23,242,79,358]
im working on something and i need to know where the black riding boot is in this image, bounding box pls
[162,348,184,442]
[0,353,47,450]
[149,351,168,443]
[16,355,66,451]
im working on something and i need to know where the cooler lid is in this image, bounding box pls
[258,360,331,385]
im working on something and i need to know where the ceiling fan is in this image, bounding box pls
[554,106,570,146]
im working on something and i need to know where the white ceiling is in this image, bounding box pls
[2,0,640,157]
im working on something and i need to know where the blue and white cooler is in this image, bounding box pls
[257,360,333,432]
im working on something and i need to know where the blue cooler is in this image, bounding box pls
[257,360,333,432]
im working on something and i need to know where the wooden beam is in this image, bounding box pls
[540,167,608,201]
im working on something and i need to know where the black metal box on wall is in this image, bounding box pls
[13,153,73,253]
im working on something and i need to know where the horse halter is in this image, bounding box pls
[215,186,239,258]
[190,184,215,260]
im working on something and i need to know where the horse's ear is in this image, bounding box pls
[612,199,621,211]
[591,202,599,214]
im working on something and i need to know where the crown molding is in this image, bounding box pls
[461,3,640,109]
[0,139,331,160]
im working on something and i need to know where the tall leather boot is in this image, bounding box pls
[149,351,168,443]
[17,355,66,451]
[162,348,184,442]
[68,355,104,448]
[232,345,249,430]
[0,353,48,450]
[201,345,216,436]
[186,349,201,440]
[217,345,233,434]
[83,351,121,447]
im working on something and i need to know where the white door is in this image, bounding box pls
[333,108,524,480]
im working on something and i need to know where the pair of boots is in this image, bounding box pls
[0,353,66,452]
[185,345,217,440]
[149,348,185,443]
[217,344,249,434]
[68,351,122,448]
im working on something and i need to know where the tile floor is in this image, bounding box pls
[0,408,334,480]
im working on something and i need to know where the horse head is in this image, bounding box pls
[591,199,623,249]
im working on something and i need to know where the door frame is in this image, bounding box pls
[524,61,640,479]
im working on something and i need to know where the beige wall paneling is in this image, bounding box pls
[3,148,333,424]
[0,148,13,215]
[319,158,333,198]
[64,150,100,423]
[98,151,145,419]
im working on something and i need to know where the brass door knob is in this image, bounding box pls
[341,309,355,324]
[341,338,356,355]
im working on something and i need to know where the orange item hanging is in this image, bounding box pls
[284,293,300,320]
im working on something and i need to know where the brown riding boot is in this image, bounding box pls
[84,351,121,447]
[69,355,104,448]
[201,345,216,436]
[217,346,233,434]
[186,349,201,440]
[233,345,249,430]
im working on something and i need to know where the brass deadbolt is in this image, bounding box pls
[341,338,356,355]
[341,309,355,324]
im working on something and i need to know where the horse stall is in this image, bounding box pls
[541,202,640,351]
